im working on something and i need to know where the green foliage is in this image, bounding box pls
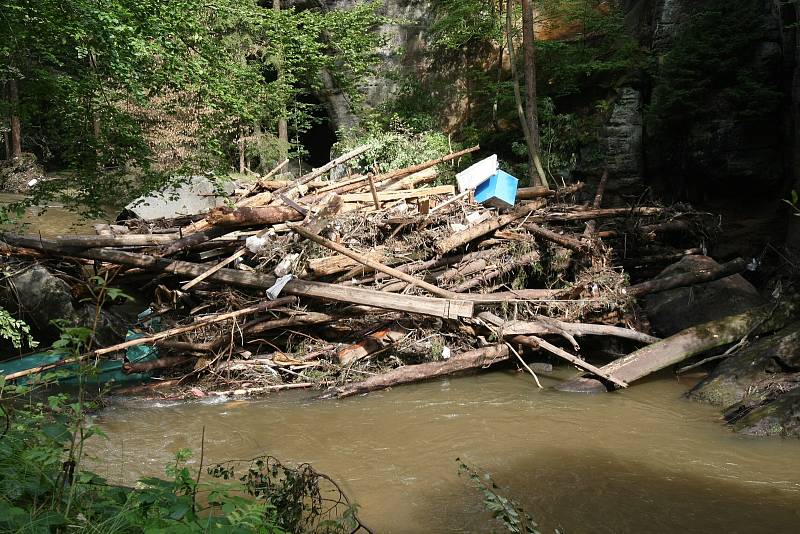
[646,0,782,135]
[0,380,363,532]
[457,459,551,534]
[335,116,461,177]
[429,0,504,50]
[0,0,385,215]
[0,306,37,349]
[415,1,641,175]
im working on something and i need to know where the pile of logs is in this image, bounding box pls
[0,145,754,398]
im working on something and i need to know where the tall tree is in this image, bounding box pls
[7,79,20,159]
[273,0,289,160]
[520,0,548,188]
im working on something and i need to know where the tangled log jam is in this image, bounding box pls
[1,144,760,399]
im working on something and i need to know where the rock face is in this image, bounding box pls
[603,87,643,195]
[730,386,800,438]
[642,256,764,337]
[319,0,434,129]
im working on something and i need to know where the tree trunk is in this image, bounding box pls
[274,0,289,160]
[327,345,510,398]
[8,79,21,159]
[520,0,548,188]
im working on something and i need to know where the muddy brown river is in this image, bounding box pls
[90,371,800,534]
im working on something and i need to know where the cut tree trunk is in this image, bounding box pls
[205,205,303,228]
[327,345,510,398]
[555,300,798,393]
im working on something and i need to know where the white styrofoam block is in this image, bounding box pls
[456,154,497,193]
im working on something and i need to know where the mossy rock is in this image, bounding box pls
[688,321,800,407]
[730,386,800,438]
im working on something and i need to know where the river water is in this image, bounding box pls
[5,194,798,533]
[91,370,800,534]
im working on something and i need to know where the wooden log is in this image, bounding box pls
[517,182,584,201]
[478,311,659,345]
[243,312,337,335]
[583,170,609,236]
[436,200,547,255]
[527,207,664,223]
[123,355,191,374]
[596,218,692,239]
[291,224,455,299]
[205,205,304,228]
[49,234,178,248]
[1,235,474,319]
[161,226,232,257]
[340,185,454,204]
[209,382,313,397]
[522,223,585,252]
[373,145,479,185]
[555,301,797,393]
[327,345,510,398]
[626,257,747,297]
[512,335,628,388]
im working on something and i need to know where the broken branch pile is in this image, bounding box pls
[1,145,721,398]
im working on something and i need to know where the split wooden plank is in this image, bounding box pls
[340,185,455,204]
[308,246,387,277]
[291,224,456,299]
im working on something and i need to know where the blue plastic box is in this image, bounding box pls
[474,169,519,210]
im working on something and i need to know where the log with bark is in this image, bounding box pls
[555,300,798,393]
[326,345,510,398]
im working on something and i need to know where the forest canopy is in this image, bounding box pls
[0,0,384,214]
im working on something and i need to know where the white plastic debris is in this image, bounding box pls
[466,211,490,226]
[245,235,269,254]
[441,346,451,360]
[456,154,497,193]
[274,253,299,277]
[266,274,294,300]
[450,223,468,233]
[746,257,760,272]
[27,178,39,187]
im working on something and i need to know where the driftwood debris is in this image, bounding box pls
[1,149,723,398]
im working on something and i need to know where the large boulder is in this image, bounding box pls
[2,265,79,343]
[642,255,765,337]
[688,322,800,407]
[729,385,800,439]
